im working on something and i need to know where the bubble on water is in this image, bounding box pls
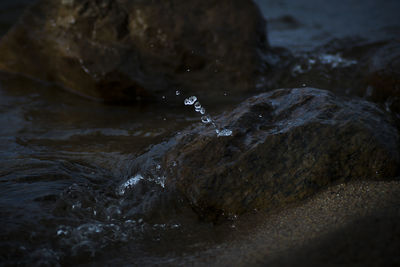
[217,129,233,137]
[118,174,144,195]
[175,90,180,96]
[156,164,161,170]
[199,107,206,114]
[201,115,212,124]
[184,96,197,105]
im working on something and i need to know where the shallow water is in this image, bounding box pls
[0,73,234,265]
[0,0,400,265]
[255,0,400,52]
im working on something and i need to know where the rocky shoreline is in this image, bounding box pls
[0,0,399,265]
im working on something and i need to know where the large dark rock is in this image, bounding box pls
[0,0,270,104]
[159,88,399,219]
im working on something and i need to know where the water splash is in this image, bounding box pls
[318,53,357,68]
[184,95,232,137]
[216,129,233,137]
[117,174,144,196]
[292,53,357,76]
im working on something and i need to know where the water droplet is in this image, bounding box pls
[171,224,180,229]
[172,161,177,167]
[199,107,206,114]
[163,117,167,121]
[57,229,68,236]
[258,114,263,118]
[223,92,227,96]
[302,83,306,87]
[194,102,203,113]
[184,96,197,105]
[217,129,232,137]
[201,115,212,124]
[175,90,180,96]
[156,176,166,188]
[156,164,161,170]
[162,95,166,100]
[186,68,191,72]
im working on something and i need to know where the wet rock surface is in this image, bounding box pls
[0,0,270,104]
[1,0,400,265]
[160,88,400,219]
[280,39,400,102]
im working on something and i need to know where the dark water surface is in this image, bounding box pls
[1,0,400,266]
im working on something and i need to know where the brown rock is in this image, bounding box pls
[0,0,270,104]
[160,88,399,219]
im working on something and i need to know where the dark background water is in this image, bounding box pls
[0,0,400,266]
[255,0,400,52]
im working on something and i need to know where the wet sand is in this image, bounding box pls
[177,180,400,266]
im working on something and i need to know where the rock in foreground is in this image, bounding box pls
[0,0,269,103]
[161,88,399,219]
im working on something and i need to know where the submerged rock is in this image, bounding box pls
[159,88,399,219]
[0,0,270,104]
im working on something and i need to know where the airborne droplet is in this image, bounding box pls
[201,116,212,124]
[184,96,197,105]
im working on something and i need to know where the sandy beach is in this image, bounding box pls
[1,0,400,265]
[176,180,400,266]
